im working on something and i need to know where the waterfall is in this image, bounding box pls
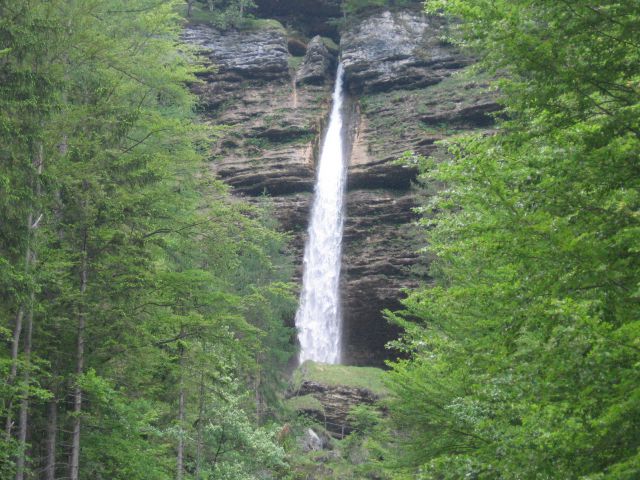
[296,63,347,365]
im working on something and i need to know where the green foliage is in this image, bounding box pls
[1,1,296,478]
[198,391,287,479]
[347,404,381,437]
[76,370,173,480]
[285,394,324,412]
[240,17,286,32]
[288,55,305,71]
[343,0,387,15]
[342,0,422,15]
[185,0,265,31]
[321,37,340,53]
[383,1,640,479]
[286,404,392,480]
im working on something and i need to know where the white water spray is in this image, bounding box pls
[296,64,347,365]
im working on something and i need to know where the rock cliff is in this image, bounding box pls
[289,380,379,437]
[185,6,498,365]
[286,362,386,438]
[339,9,498,364]
[184,23,333,259]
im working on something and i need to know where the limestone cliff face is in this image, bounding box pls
[342,11,471,94]
[183,24,334,259]
[339,9,499,365]
[185,7,498,366]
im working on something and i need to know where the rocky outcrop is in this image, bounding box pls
[339,9,499,365]
[300,428,325,452]
[184,25,289,81]
[342,10,471,94]
[341,191,421,364]
[184,23,335,262]
[296,36,336,85]
[288,380,380,437]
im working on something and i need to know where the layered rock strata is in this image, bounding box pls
[338,9,499,365]
[184,24,336,259]
[342,11,471,94]
[288,380,381,438]
[296,36,336,86]
[185,7,499,366]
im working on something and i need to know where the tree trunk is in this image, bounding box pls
[254,360,262,424]
[41,137,65,480]
[4,308,24,438]
[187,0,195,17]
[10,143,43,477]
[195,370,205,480]
[43,395,57,480]
[176,344,185,480]
[5,212,34,437]
[14,300,33,480]
[69,230,88,480]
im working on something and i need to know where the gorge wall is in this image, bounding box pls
[186,3,498,365]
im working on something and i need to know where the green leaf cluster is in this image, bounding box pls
[383,1,640,479]
[186,0,259,30]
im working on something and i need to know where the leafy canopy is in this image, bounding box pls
[384,1,640,479]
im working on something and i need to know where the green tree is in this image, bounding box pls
[0,2,68,476]
[384,1,640,479]
[1,1,297,479]
[187,0,257,29]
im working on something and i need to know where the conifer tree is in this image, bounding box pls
[1,2,296,478]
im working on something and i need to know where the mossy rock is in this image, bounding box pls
[286,394,325,412]
[184,4,286,33]
[321,37,339,54]
[291,361,388,396]
[240,17,286,32]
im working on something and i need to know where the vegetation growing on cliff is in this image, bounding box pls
[342,0,420,14]
[186,0,259,29]
[384,1,640,479]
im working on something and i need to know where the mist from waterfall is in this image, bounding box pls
[295,63,347,365]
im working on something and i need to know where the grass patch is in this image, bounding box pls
[292,361,388,396]
[286,394,324,412]
[288,55,304,71]
[182,4,223,25]
[182,4,285,33]
[240,18,286,33]
[321,37,340,53]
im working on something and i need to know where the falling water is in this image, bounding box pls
[296,64,347,365]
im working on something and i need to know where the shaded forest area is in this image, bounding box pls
[1,1,296,479]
